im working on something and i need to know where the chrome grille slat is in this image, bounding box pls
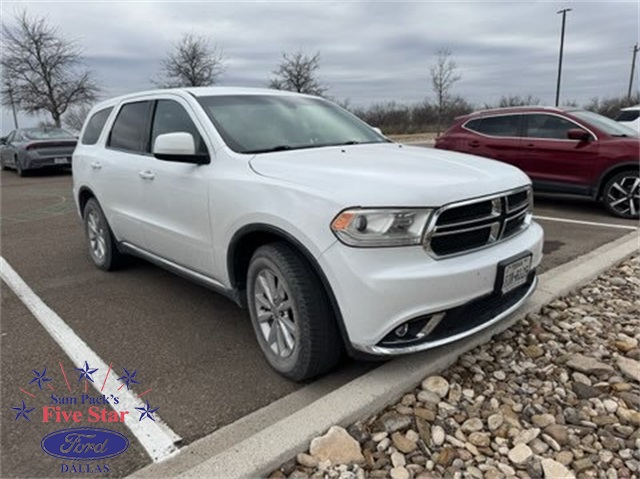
[434,210,501,230]
[432,221,501,237]
[424,187,532,258]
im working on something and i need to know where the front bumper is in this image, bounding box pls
[318,221,544,355]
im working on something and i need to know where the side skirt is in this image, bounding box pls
[119,242,242,306]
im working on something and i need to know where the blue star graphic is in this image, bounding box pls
[135,400,159,422]
[29,367,52,390]
[117,368,140,390]
[74,361,98,383]
[12,400,35,421]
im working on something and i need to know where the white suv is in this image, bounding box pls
[616,105,640,132]
[73,87,544,380]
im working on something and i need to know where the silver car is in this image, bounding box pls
[0,127,77,176]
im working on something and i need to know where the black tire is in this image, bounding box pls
[246,242,343,381]
[602,170,640,219]
[83,198,123,271]
[15,157,27,177]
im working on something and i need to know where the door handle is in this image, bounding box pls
[525,143,536,147]
[90,161,102,170]
[138,170,155,180]
[469,141,481,147]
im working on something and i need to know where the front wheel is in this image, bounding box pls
[15,157,27,177]
[246,242,343,381]
[602,171,639,219]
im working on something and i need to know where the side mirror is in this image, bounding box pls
[567,128,591,141]
[0,137,6,145]
[153,132,210,165]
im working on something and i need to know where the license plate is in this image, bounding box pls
[54,158,68,165]
[500,254,532,295]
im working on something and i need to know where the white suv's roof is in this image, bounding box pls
[90,87,307,112]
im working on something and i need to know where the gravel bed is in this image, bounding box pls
[269,256,640,479]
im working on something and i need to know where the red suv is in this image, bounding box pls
[435,107,640,219]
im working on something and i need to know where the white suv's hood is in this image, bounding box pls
[249,143,530,207]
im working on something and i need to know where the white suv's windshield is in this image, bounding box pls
[197,94,388,154]
[571,110,639,137]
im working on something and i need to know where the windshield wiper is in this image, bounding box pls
[244,145,294,154]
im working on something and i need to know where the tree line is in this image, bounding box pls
[2,10,638,134]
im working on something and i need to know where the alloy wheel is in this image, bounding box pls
[253,268,297,358]
[606,175,640,217]
[86,210,107,263]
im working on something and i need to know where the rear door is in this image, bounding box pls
[462,114,525,169]
[97,100,154,246]
[521,113,598,192]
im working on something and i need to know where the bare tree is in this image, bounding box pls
[269,51,327,96]
[584,94,640,118]
[64,104,93,133]
[482,95,541,109]
[1,74,20,128]
[1,11,99,127]
[155,33,225,87]
[430,49,461,134]
[498,94,541,107]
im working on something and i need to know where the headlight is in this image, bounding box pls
[331,208,433,247]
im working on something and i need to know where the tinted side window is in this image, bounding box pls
[525,114,583,139]
[108,101,152,152]
[6,131,15,143]
[151,100,207,154]
[616,110,640,122]
[81,107,113,145]
[465,115,520,137]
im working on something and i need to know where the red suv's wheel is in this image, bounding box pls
[602,171,640,219]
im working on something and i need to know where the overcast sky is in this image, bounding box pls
[1,0,639,130]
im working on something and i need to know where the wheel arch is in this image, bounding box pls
[77,186,98,216]
[227,224,353,353]
[595,161,639,199]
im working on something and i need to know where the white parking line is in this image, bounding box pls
[534,215,639,231]
[0,257,181,463]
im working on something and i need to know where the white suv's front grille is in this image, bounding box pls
[424,187,532,258]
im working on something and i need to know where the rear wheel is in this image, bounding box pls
[602,171,640,219]
[83,198,123,270]
[246,242,343,381]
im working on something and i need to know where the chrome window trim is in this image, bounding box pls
[423,186,533,259]
[461,111,599,142]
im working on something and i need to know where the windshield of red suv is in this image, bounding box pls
[571,110,639,137]
[197,94,388,154]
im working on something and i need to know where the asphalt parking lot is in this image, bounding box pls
[1,168,637,478]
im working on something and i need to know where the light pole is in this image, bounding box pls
[628,43,639,100]
[555,8,572,107]
[8,89,19,129]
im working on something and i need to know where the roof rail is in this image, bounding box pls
[470,105,563,115]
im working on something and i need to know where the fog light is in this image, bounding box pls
[380,312,447,347]
[394,324,409,337]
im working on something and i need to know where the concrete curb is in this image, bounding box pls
[133,230,638,479]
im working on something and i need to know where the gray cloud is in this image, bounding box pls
[2,0,638,130]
